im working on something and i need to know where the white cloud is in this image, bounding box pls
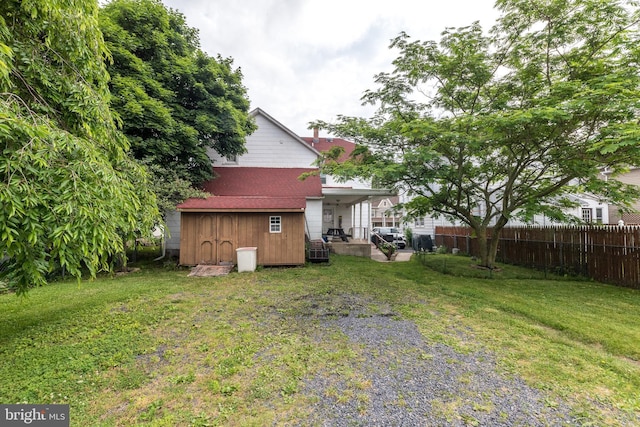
[162,0,498,136]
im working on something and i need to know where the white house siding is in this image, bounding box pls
[333,205,352,231]
[305,199,324,240]
[208,113,318,168]
[324,174,371,189]
[410,216,463,240]
[165,210,181,253]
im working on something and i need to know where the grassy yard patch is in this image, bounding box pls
[0,254,638,425]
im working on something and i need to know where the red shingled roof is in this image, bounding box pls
[178,167,322,211]
[177,196,307,210]
[301,137,356,162]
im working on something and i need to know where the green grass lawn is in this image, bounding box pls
[1,253,639,426]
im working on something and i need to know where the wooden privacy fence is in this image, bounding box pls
[434,226,640,289]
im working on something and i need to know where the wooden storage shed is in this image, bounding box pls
[179,211,305,266]
[177,167,322,267]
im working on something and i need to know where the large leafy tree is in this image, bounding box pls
[99,0,256,211]
[314,0,640,268]
[0,0,160,294]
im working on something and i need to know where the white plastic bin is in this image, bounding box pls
[236,247,257,272]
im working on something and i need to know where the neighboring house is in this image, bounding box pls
[401,191,609,241]
[166,108,394,266]
[544,194,608,225]
[603,167,640,224]
[370,196,404,228]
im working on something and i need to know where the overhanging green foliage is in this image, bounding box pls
[99,0,256,211]
[0,0,160,294]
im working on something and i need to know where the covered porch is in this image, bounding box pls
[320,187,397,242]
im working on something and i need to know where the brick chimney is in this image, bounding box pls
[313,127,319,143]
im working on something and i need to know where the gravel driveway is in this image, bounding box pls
[298,295,578,426]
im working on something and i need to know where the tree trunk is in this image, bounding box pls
[474,225,503,269]
[487,230,501,269]
[475,224,506,269]
[475,227,491,268]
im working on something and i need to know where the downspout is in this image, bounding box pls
[304,214,311,240]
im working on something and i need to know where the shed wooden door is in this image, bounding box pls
[196,214,217,264]
[216,213,236,265]
[180,213,237,265]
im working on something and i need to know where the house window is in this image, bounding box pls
[224,155,238,164]
[596,208,603,224]
[320,174,327,184]
[269,216,281,233]
[595,207,603,224]
[582,208,592,223]
[415,217,425,227]
[323,209,333,223]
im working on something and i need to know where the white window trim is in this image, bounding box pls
[270,216,282,233]
[223,154,238,165]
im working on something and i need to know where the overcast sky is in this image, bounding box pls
[161,0,499,137]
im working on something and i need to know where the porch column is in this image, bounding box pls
[367,198,372,240]
[359,202,363,240]
[351,204,355,238]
